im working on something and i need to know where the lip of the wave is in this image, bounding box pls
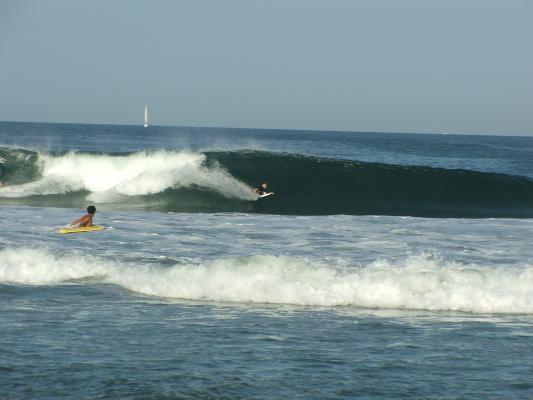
[2,247,533,314]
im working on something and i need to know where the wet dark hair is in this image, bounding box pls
[87,205,96,214]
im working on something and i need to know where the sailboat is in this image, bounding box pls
[143,105,149,127]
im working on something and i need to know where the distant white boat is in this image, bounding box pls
[143,105,149,127]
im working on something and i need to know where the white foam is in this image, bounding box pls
[0,151,255,200]
[0,248,108,284]
[2,247,533,314]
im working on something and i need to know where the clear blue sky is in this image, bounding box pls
[1,0,532,134]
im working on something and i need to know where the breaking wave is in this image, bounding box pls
[1,147,533,217]
[0,149,255,207]
[1,247,533,314]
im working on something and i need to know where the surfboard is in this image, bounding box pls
[58,225,105,234]
[258,192,274,198]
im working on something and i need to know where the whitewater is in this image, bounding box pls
[2,206,533,314]
[3,247,533,313]
[0,150,255,200]
[2,122,533,399]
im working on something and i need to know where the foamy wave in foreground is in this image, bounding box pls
[1,247,533,314]
[0,151,255,201]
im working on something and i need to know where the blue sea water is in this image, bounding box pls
[1,122,533,399]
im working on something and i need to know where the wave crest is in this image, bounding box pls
[2,148,533,217]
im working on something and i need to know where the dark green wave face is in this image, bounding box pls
[0,148,40,185]
[209,151,533,217]
[1,148,533,217]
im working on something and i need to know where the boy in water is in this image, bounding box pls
[71,205,96,227]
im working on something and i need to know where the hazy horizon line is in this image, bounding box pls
[1,119,531,138]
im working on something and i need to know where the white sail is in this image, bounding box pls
[143,105,149,127]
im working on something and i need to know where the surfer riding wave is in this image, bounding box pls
[254,181,274,198]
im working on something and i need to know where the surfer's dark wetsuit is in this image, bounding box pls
[255,182,270,196]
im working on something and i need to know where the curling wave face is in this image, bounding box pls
[1,247,533,314]
[0,149,255,204]
[1,147,533,217]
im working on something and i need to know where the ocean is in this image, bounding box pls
[1,121,533,399]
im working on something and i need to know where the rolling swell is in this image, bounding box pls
[1,147,533,217]
[211,151,533,217]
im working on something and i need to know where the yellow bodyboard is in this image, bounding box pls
[59,225,105,234]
